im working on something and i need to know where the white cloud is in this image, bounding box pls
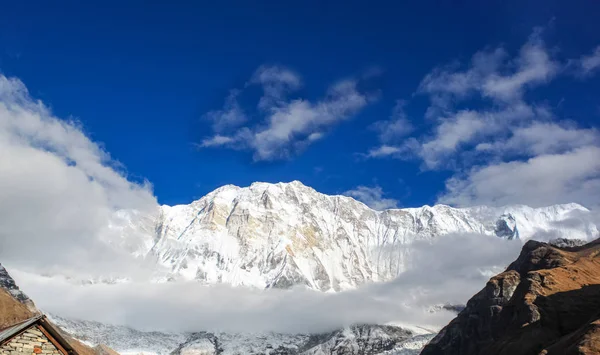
[343,185,399,210]
[250,80,369,160]
[375,30,560,169]
[419,110,488,168]
[250,65,302,109]
[13,232,523,334]
[202,89,247,132]
[399,29,600,208]
[418,47,506,101]
[370,100,413,143]
[410,102,540,169]
[201,68,373,161]
[0,74,159,277]
[365,145,403,158]
[418,29,558,104]
[439,146,600,208]
[571,45,600,78]
[481,30,558,101]
[475,121,599,156]
[199,134,235,147]
[364,100,413,159]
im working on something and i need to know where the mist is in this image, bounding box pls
[0,74,159,278]
[12,233,523,334]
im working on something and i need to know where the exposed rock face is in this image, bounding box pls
[169,325,421,355]
[549,237,587,248]
[52,313,431,355]
[420,238,600,355]
[494,214,519,240]
[0,263,37,312]
[113,181,597,291]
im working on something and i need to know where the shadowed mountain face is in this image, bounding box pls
[0,263,36,312]
[420,238,600,355]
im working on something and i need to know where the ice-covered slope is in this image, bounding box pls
[50,314,432,355]
[116,181,597,291]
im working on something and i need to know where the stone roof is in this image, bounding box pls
[0,315,79,355]
[0,315,43,343]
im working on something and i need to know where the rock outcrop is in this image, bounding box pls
[420,238,600,355]
[0,264,119,355]
[0,263,37,313]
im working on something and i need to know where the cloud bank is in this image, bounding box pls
[0,71,523,336]
[0,74,159,277]
[13,233,523,334]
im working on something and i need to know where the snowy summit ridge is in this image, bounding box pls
[113,181,596,291]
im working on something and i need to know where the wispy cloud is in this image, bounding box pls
[475,122,599,156]
[365,30,560,166]
[364,28,600,208]
[249,65,302,110]
[370,100,413,143]
[202,89,247,132]
[418,29,558,105]
[199,65,376,161]
[343,185,399,210]
[569,45,600,78]
[365,145,405,159]
[362,100,413,159]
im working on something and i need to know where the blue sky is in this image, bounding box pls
[1,1,599,208]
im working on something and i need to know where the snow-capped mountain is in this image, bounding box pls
[50,314,433,355]
[113,181,597,291]
[12,181,598,355]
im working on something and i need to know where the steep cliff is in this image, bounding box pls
[420,238,600,355]
[112,181,596,291]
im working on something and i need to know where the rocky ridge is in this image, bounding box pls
[420,238,600,355]
[0,263,36,312]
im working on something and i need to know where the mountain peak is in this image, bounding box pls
[129,182,599,290]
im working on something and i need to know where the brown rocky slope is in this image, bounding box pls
[421,238,600,355]
[0,264,117,355]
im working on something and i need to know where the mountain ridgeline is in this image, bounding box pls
[420,238,600,355]
[114,181,597,291]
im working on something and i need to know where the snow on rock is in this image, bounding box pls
[0,263,37,311]
[114,181,597,291]
[49,314,187,355]
[51,313,431,355]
